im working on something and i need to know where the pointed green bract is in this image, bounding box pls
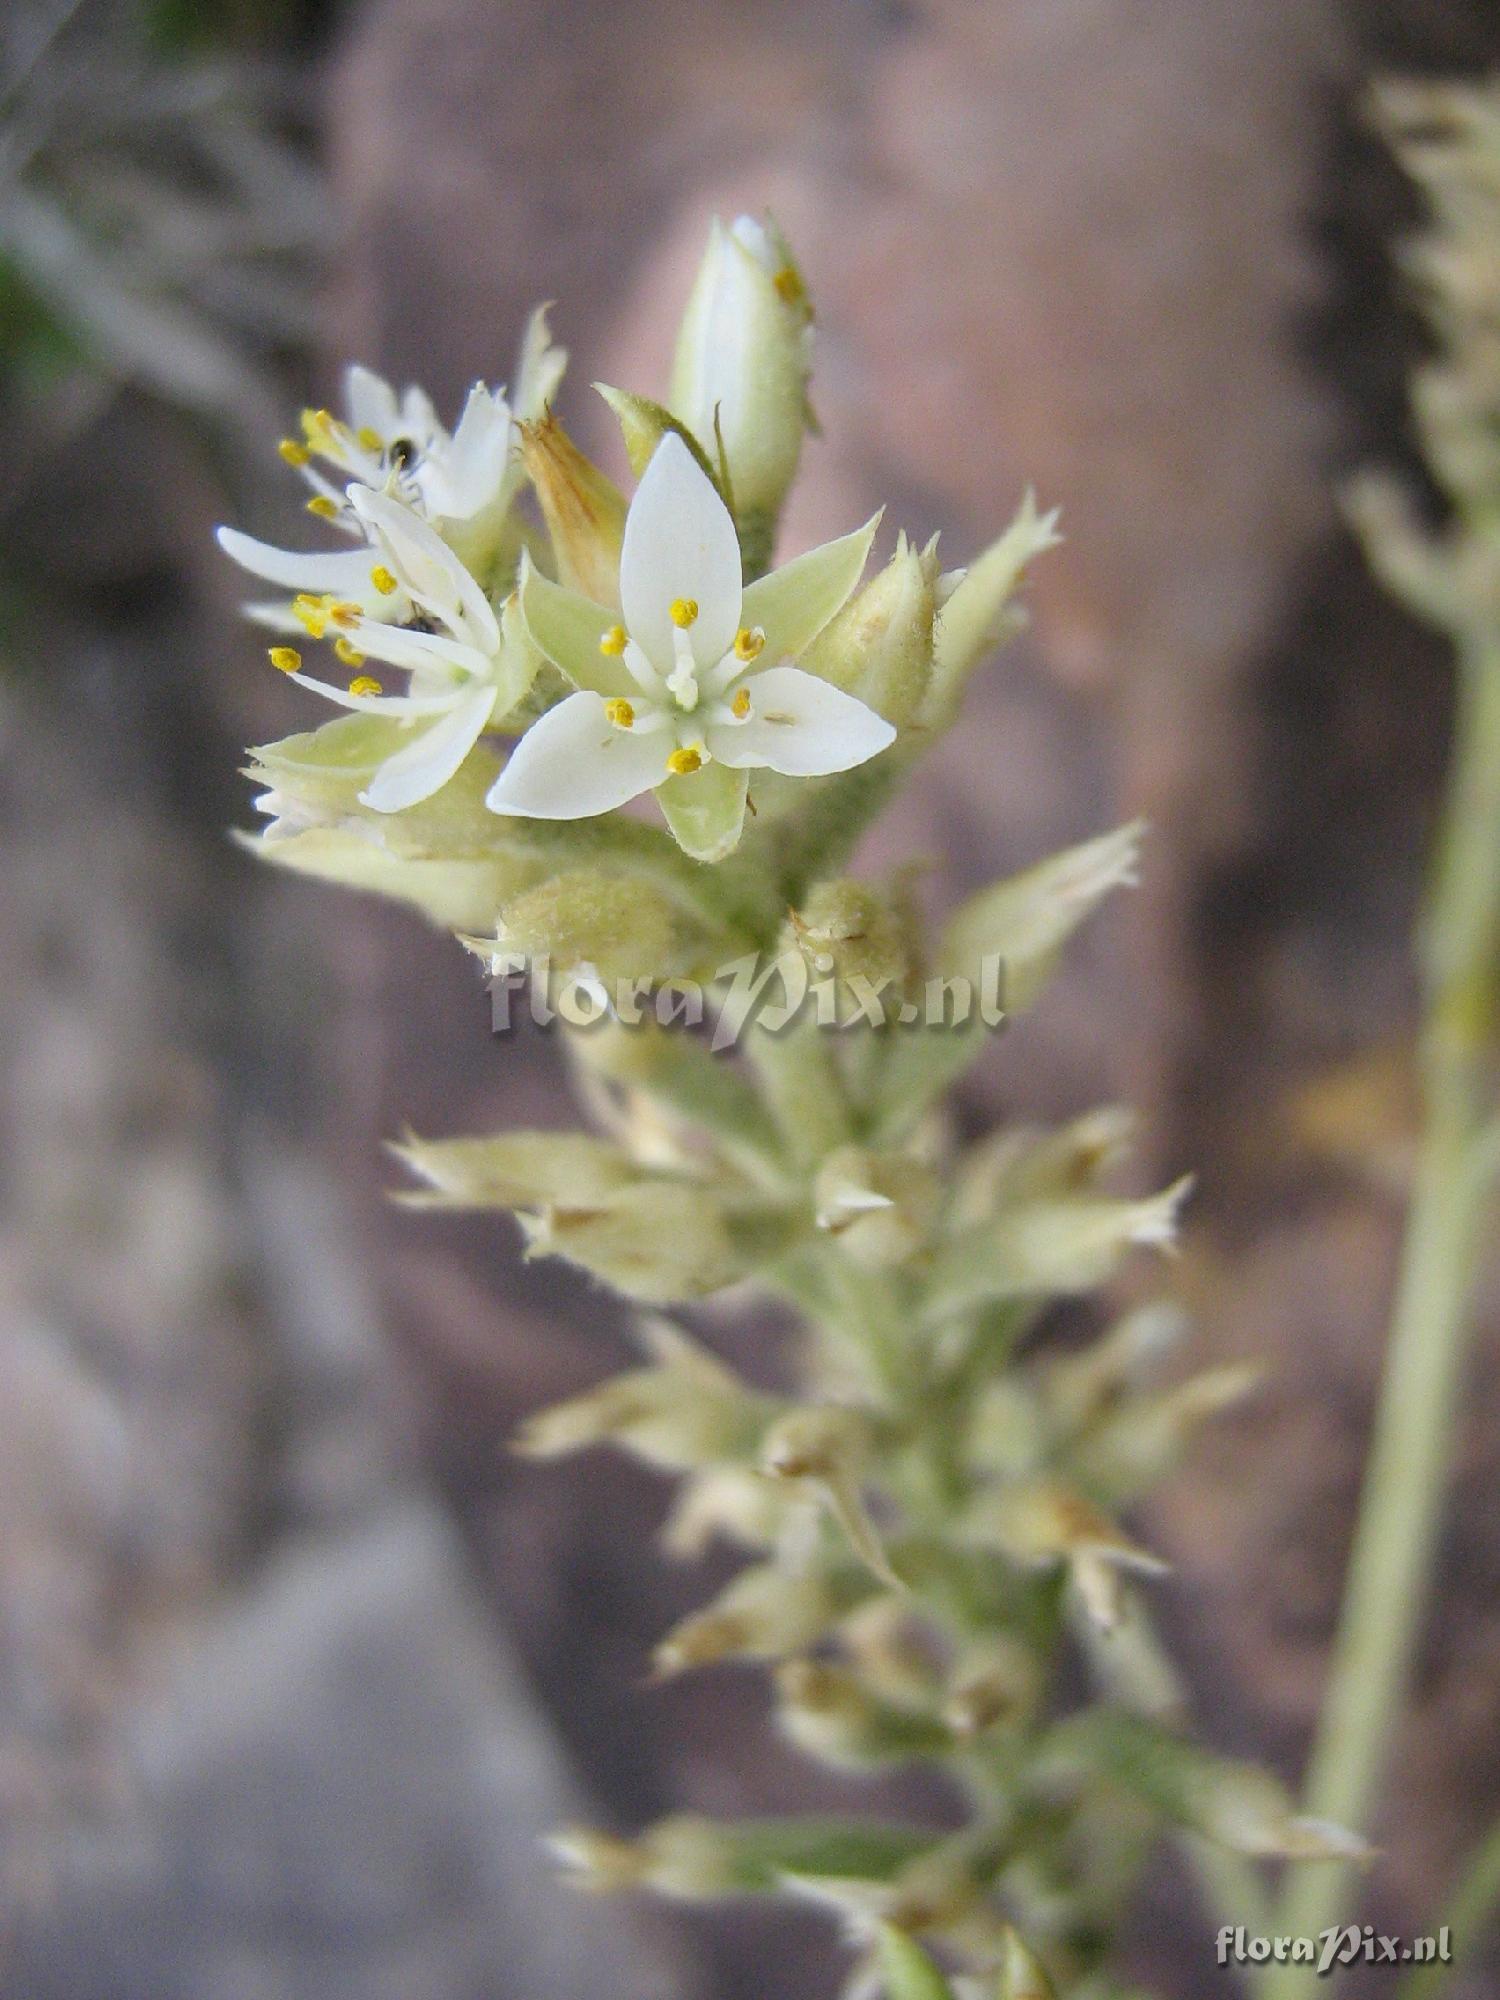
[742,514,880,665]
[518,561,634,697]
[877,1926,958,2000]
[595,381,723,486]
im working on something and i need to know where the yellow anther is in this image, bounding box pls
[666,746,704,776]
[278,437,311,467]
[369,565,399,596]
[292,595,330,638]
[300,407,336,444]
[348,675,384,698]
[268,646,302,673]
[356,426,384,452]
[599,624,628,657]
[669,597,699,628]
[773,264,807,307]
[731,686,752,719]
[604,698,636,729]
[334,637,366,668]
[306,495,339,519]
[329,601,362,629]
[733,625,765,662]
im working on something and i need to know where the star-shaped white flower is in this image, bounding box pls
[488,435,894,854]
[271,489,536,814]
[215,307,566,629]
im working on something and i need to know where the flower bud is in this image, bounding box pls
[1071,1362,1260,1501]
[942,1638,1040,1739]
[653,1563,846,1675]
[815,1145,941,1270]
[392,1129,636,1210]
[937,823,1144,1017]
[519,414,626,607]
[1069,1710,1371,1863]
[924,1177,1192,1321]
[924,490,1061,726]
[550,1815,738,1898]
[497,866,689,981]
[668,214,815,570]
[760,1405,899,1585]
[515,1320,771,1471]
[962,1479,1167,1631]
[662,1464,789,1557]
[775,1659,953,1769]
[950,1108,1137,1231]
[799,535,938,726]
[788,879,916,1009]
[520,1179,739,1302]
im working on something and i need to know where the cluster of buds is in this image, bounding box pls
[220,217,1351,1998]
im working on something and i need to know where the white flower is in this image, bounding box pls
[291,305,566,532]
[489,435,893,845]
[215,307,566,628]
[268,489,537,814]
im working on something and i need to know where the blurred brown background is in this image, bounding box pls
[3,1,1500,1995]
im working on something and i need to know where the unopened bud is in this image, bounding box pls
[925,490,1061,725]
[521,1180,738,1302]
[938,823,1144,1016]
[392,1129,635,1211]
[815,1145,941,1269]
[499,867,687,982]
[924,1178,1192,1320]
[800,535,938,726]
[668,214,815,570]
[515,1327,768,1472]
[653,1564,843,1675]
[779,1660,952,1771]
[789,879,915,1008]
[964,1479,1167,1631]
[942,1638,1039,1739]
[761,1406,899,1586]
[550,1814,737,1899]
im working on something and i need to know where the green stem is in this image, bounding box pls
[1267,640,1500,1997]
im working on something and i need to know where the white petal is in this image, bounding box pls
[216,527,385,597]
[419,384,511,520]
[360,683,495,812]
[513,305,567,421]
[344,364,400,440]
[399,385,441,446]
[350,488,500,652]
[487,691,667,819]
[286,673,466,718]
[708,666,896,775]
[343,621,492,681]
[620,433,741,671]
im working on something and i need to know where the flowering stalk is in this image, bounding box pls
[1268,79,1500,1998]
[219,212,1357,1996]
